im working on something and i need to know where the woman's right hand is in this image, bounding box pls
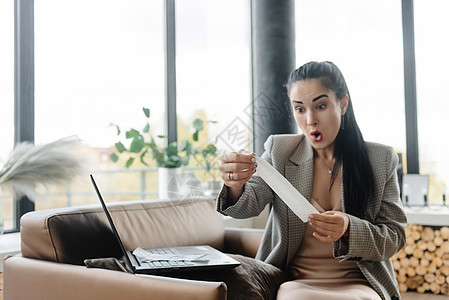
[219,150,257,202]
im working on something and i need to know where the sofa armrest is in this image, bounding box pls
[223,227,264,258]
[4,255,226,300]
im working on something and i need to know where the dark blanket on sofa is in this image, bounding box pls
[85,254,286,300]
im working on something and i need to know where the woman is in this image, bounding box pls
[217,61,407,300]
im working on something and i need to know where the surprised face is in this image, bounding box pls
[289,79,348,152]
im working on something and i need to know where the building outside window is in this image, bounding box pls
[34,0,165,209]
[175,0,252,186]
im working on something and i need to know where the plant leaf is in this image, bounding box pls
[180,156,190,166]
[204,144,217,154]
[125,157,135,168]
[179,140,192,152]
[109,123,121,135]
[165,142,178,157]
[140,150,149,166]
[193,118,204,131]
[126,129,141,139]
[130,138,145,153]
[143,123,150,133]
[115,142,126,153]
[143,107,150,118]
[165,156,181,168]
[110,152,119,162]
[193,131,199,142]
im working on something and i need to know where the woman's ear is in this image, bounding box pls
[340,94,349,115]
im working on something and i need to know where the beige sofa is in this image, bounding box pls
[3,197,266,300]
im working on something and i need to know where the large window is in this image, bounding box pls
[414,0,449,203]
[0,0,15,232]
[295,0,405,155]
[176,0,252,182]
[34,0,165,209]
[6,1,448,227]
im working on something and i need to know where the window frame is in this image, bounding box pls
[9,0,422,232]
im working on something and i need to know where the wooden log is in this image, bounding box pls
[424,272,435,283]
[417,240,427,251]
[435,274,445,285]
[434,257,443,267]
[409,256,419,268]
[405,224,412,234]
[427,241,436,252]
[416,282,430,294]
[395,249,406,259]
[420,258,429,267]
[434,236,444,247]
[422,227,435,242]
[397,274,407,283]
[415,265,427,276]
[440,265,449,276]
[411,230,421,242]
[436,248,445,257]
[424,251,434,261]
[393,260,401,270]
[406,267,416,277]
[406,237,416,246]
[430,282,441,294]
[440,226,449,240]
[443,253,449,266]
[404,244,415,255]
[413,247,424,258]
[441,241,449,253]
[427,262,437,273]
[400,257,410,268]
[441,283,449,295]
[398,267,407,276]
[399,282,408,293]
[406,276,424,290]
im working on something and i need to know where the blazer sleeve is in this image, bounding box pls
[333,146,407,262]
[216,136,276,219]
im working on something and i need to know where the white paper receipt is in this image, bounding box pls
[255,157,318,222]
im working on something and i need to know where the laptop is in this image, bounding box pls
[90,174,240,275]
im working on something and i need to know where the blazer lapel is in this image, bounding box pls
[284,137,314,265]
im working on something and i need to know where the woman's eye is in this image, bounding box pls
[295,107,305,113]
[317,104,326,110]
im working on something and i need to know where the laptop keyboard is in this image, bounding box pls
[147,248,176,255]
[142,248,195,268]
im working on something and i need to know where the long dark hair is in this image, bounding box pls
[286,61,374,218]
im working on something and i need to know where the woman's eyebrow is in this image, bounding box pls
[292,94,329,104]
[312,94,329,102]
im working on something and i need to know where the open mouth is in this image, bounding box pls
[310,130,322,142]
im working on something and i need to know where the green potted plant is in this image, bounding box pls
[110,107,218,199]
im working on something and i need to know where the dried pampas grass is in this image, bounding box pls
[0,135,85,201]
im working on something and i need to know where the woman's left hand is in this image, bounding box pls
[308,211,350,243]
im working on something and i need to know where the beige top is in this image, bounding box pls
[288,198,365,280]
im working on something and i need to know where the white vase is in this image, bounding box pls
[158,167,182,199]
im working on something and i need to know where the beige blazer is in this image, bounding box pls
[217,134,407,300]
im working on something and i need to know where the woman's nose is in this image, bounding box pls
[306,112,317,126]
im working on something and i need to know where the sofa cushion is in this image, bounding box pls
[21,198,225,265]
[85,254,287,300]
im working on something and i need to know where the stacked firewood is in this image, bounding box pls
[392,224,449,295]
